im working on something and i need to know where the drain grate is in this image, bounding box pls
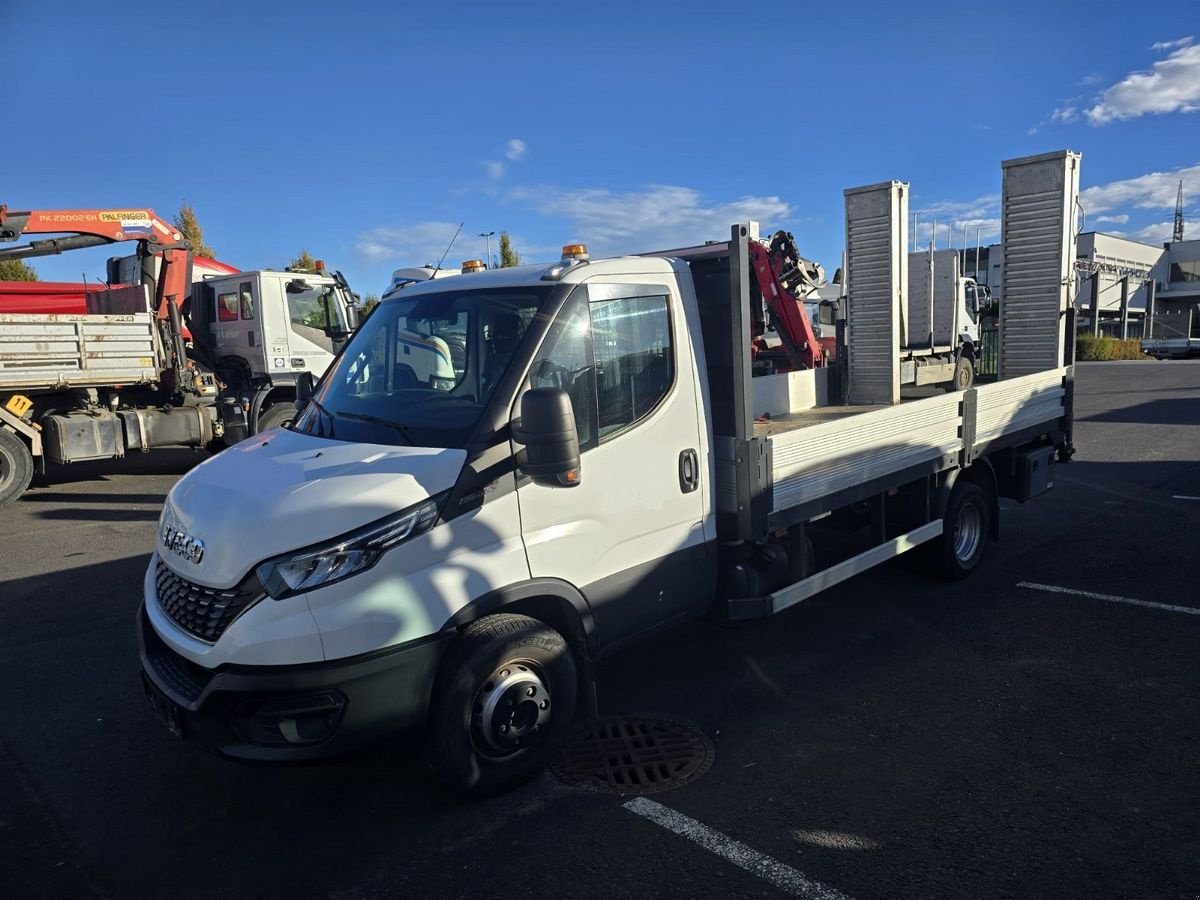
[551,715,715,795]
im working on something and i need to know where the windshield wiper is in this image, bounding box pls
[335,411,413,444]
[308,396,336,438]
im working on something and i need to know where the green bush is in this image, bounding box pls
[1075,333,1149,361]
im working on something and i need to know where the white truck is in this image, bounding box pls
[0,236,360,508]
[138,152,1080,796]
[902,246,989,390]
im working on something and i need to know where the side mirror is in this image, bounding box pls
[295,371,315,412]
[344,303,361,332]
[511,388,581,486]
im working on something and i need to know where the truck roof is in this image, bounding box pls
[381,255,678,301]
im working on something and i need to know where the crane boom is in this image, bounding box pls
[0,205,192,321]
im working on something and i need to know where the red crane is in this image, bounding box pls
[0,206,192,321]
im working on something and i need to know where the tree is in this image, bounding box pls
[0,259,38,281]
[499,231,522,268]
[361,293,380,315]
[173,202,216,258]
[289,249,318,272]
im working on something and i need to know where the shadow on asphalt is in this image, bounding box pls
[1078,396,1200,426]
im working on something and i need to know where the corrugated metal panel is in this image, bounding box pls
[1000,151,1081,378]
[769,392,961,512]
[845,182,907,404]
[0,313,160,389]
[973,366,1066,447]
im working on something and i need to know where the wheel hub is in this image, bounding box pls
[473,662,552,756]
[953,503,982,561]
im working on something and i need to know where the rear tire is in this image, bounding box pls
[0,428,34,509]
[427,614,578,798]
[930,480,990,580]
[255,403,295,434]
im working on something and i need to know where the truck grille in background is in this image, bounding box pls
[155,559,263,644]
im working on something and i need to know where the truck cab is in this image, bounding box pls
[190,269,359,434]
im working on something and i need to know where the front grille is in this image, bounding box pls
[143,613,211,703]
[155,559,263,644]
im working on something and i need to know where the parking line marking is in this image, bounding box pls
[623,796,852,900]
[1017,582,1200,617]
[1172,495,1200,501]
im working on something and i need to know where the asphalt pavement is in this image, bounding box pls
[1,361,1197,899]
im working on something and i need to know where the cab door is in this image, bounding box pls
[514,282,712,652]
[211,279,266,371]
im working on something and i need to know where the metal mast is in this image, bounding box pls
[1173,180,1185,242]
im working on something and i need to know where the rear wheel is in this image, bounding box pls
[255,403,295,434]
[0,428,34,509]
[930,480,990,579]
[427,614,578,797]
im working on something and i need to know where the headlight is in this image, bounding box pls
[431,377,455,391]
[256,494,445,600]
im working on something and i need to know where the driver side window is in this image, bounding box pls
[528,297,597,451]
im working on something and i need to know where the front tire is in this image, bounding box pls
[427,614,578,798]
[255,403,295,433]
[0,428,34,509]
[953,354,975,391]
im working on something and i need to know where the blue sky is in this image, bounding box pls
[6,1,1200,294]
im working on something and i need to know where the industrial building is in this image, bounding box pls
[958,233,1200,339]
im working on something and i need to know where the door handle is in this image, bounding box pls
[678,449,699,493]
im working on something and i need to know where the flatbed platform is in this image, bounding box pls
[753,403,889,437]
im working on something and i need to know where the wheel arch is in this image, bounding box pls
[251,384,297,431]
[937,458,999,541]
[446,579,600,716]
[448,578,599,657]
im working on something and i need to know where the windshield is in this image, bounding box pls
[286,282,349,354]
[293,286,549,448]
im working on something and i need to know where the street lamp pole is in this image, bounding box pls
[479,231,495,269]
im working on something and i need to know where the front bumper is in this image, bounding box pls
[137,603,453,761]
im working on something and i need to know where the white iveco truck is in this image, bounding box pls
[140,152,1081,796]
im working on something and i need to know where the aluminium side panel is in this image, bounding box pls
[972,366,1068,450]
[999,151,1082,378]
[768,392,962,513]
[845,181,907,404]
[0,312,160,390]
[907,250,933,348]
[932,249,959,346]
[905,248,959,348]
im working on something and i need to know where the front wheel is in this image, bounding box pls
[952,355,975,391]
[427,614,578,797]
[0,428,34,509]
[255,403,295,434]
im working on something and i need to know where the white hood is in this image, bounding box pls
[158,428,467,588]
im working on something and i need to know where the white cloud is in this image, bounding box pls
[1080,163,1200,213]
[1151,36,1193,51]
[356,221,466,266]
[1079,73,1105,86]
[1129,219,1198,243]
[484,160,506,180]
[1094,214,1130,224]
[518,184,792,255]
[1051,106,1079,123]
[505,139,527,161]
[908,195,1001,249]
[1086,43,1200,124]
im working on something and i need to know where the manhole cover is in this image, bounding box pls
[551,715,715,795]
